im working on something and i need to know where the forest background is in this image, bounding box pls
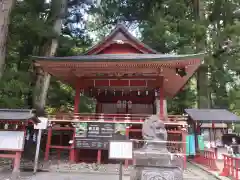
[0,0,240,128]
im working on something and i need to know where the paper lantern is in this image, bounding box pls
[128,101,132,109]
[117,100,122,109]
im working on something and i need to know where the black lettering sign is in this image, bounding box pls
[75,122,126,149]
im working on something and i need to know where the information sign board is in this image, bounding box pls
[75,122,127,149]
[0,131,25,150]
[109,140,133,160]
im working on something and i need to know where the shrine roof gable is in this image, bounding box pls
[85,24,158,55]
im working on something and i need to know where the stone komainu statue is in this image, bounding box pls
[130,115,184,180]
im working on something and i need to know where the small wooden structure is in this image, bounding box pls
[185,108,240,155]
[0,109,39,172]
[33,24,204,164]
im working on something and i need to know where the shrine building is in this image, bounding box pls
[33,24,204,164]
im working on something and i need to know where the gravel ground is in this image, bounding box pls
[0,162,222,180]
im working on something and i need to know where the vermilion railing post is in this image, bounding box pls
[69,128,76,163]
[197,149,219,171]
[231,156,234,177]
[44,127,52,161]
[220,154,229,176]
[235,157,238,180]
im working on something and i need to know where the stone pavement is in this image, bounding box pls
[189,161,230,180]
[0,163,221,180]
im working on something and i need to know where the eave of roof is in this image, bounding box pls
[33,53,205,63]
[185,108,240,123]
[0,109,40,123]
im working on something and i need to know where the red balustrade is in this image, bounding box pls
[45,113,187,165]
[48,113,187,125]
[220,154,240,180]
[194,149,219,171]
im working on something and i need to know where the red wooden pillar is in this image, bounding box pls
[212,122,218,159]
[70,128,76,163]
[159,77,164,119]
[97,150,101,164]
[44,128,52,161]
[13,151,22,173]
[182,130,187,169]
[195,122,201,152]
[72,81,80,162]
[97,110,102,164]
[74,81,80,114]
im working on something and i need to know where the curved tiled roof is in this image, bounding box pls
[33,53,205,62]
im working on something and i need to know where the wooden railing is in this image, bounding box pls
[220,154,240,179]
[194,149,219,171]
[194,150,240,179]
[47,113,187,125]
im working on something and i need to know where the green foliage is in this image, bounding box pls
[90,0,240,114]
[0,0,91,113]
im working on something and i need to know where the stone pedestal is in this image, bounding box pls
[130,115,184,180]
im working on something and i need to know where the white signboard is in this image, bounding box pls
[228,129,233,134]
[34,117,48,130]
[109,140,133,160]
[0,131,25,150]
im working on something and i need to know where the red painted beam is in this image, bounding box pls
[50,145,71,149]
[0,153,16,159]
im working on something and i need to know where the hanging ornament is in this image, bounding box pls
[117,100,122,109]
[146,90,148,96]
[127,101,132,109]
[15,124,18,130]
[80,89,84,96]
[155,90,158,97]
[33,132,37,142]
[4,123,8,130]
[98,89,100,95]
[105,89,107,95]
[122,89,124,96]
[26,130,30,141]
[113,89,116,96]
[90,88,92,96]
[137,90,140,96]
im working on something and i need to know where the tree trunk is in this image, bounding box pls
[33,0,67,115]
[194,0,210,108]
[0,0,15,79]
[197,66,210,108]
